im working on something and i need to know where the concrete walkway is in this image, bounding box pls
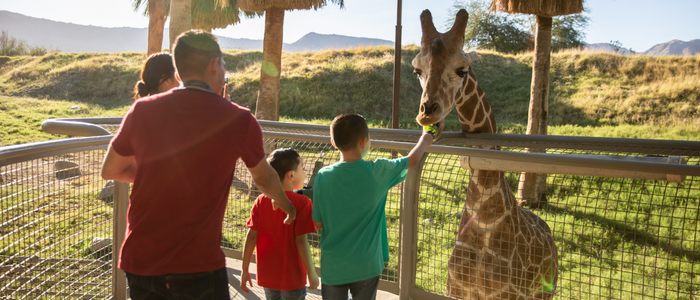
[225,258,399,300]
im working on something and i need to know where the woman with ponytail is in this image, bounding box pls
[133,52,180,100]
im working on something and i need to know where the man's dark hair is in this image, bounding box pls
[331,114,369,151]
[268,148,301,181]
[172,30,222,78]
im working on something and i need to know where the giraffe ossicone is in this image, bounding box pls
[412,9,559,300]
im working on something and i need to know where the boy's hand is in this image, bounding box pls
[240,270,253,293]
[407,131,434,169]
[309,272,320,290]
[420,131,434,147]
[423,124,439,137]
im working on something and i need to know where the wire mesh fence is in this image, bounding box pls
[0,147,114,300]
[405,134,700,300]
[216,125,700,300]
[8,119,700,299]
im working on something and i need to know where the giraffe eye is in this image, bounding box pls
[456,68,468,78]
[413,69,422,77]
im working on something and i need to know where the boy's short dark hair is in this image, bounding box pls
[268,148,301,181]
[172,30,222,78]
[331,114,369,151]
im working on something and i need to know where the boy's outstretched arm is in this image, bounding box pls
[407,131,434,169]
[240,229,258,293]
[295,234,319,289]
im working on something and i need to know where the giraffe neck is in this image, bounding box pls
[462,169,518,234]
[455,66,497,134]
[456,66,515,236]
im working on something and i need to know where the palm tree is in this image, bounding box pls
[237,0,345,121]
[489,0,584,207]
[135,0,260,52]
[168,0,192,50]
[192,0,262,32]
[133,0,169,55]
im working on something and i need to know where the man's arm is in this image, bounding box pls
[248,158,296,224]
[101,145,138,183]
[407,132,434,169]
[314,221,323,230]
[240,229,257,293]
[295,234,319,289]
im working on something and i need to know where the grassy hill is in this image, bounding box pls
[1,47,699,145]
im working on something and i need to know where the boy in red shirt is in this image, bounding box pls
[241,148,319,300]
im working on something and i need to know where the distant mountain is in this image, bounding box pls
[642,39,700,56]
[0,10,147,53]
[0,10,271,52]
[585,43,634,55]
[0,10,392,53]
[283,32,393,52]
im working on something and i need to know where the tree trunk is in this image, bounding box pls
[147,0,167,55]
[255,7,284,122]
[518,15,551,208]
[169,0,191,51]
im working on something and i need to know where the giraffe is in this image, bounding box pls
[412,9,558,300]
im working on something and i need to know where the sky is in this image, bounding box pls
[0,0,698,52]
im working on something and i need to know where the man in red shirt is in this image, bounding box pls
[101,30,296,299]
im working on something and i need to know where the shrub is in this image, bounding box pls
[0,30,56,56]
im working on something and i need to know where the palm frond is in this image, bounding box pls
[489,0,583,17]
[237,0,343,12]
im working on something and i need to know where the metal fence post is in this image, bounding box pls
[398,154,428,300]
[112,181,129,300]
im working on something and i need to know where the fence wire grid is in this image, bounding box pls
[1,149,113,300]
[5,119,700,300]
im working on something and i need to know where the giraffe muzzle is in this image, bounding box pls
[417,106,443,126]
[417,103,445,139]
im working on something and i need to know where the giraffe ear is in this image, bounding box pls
[464,51,478,63]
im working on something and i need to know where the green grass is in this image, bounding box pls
[1,47,699,146]
[0,96,132,145]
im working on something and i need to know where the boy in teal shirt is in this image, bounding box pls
[312,114,433,300]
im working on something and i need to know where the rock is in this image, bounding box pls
[231,176,248,191]
[54,160,78,170]
[91,237,112,253]
[54,161,81,180]
[91,237,113,261]
[424,218,434,226]
[19,255,41,264]
[446,212,461,218]
[100,180,114,202]
[70,106,80,110]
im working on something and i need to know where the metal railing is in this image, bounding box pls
[0,136,125,299]
[1,118,698,299]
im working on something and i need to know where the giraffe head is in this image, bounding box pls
[413,9,479,137]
